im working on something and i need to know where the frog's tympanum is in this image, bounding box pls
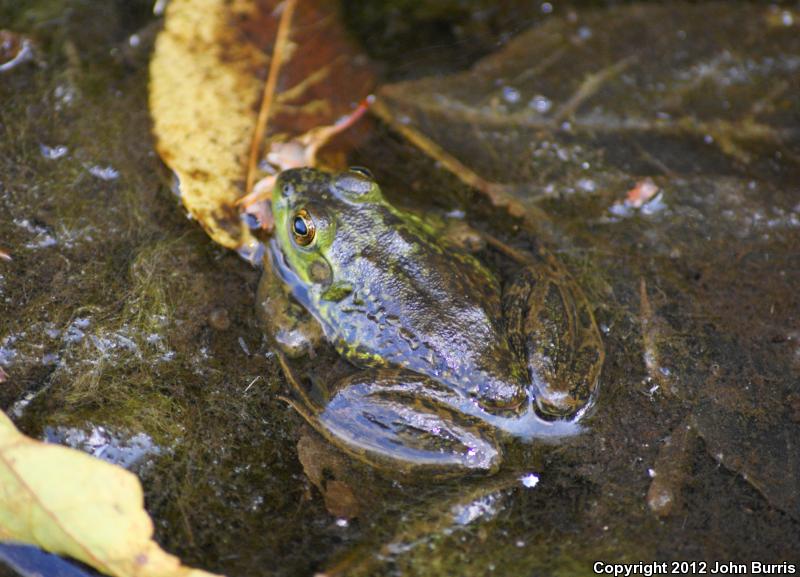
[258,167,604,474]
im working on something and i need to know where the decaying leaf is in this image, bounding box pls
[0,411,221,577]
[149,0,374,253]
[376,3,800,210]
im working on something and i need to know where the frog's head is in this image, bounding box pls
[269,167,385,300]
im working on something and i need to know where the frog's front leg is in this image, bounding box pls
[257,251,323,359]
[293,368,502,475]
[504,251,605,419]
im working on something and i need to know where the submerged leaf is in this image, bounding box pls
[0,411,221,577]
[377,3,800,204]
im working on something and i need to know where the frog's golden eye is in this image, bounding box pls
[291,209,315,246]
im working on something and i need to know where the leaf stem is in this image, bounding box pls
[245,0,299,195]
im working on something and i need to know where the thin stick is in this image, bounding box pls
[371,97,500,197]
[371,97,552,228]
[245,0,299,196]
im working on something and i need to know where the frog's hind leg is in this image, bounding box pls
[293,369,502,476]
[504,250,604,420]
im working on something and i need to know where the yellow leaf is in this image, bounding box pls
[149,0,263,252]
[0,412,222,577]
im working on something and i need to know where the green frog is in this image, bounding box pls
[258,167,603,475]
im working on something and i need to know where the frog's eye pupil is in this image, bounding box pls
[349,166,374,180]
[293,216,307,236]
[291,209,315,246]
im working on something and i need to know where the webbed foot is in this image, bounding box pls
[505,250,604,420]
[290,369,502,475]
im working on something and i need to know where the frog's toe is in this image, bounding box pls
[530,343,602,420]
[533,388,587,419]
[315,374,502,475]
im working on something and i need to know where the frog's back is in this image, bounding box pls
[318,203,528,411]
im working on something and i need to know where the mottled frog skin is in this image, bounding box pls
[258,168,603,474]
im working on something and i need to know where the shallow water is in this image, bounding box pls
[1,1,799,576]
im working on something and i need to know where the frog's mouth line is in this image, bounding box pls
[269,238,311,306]
[269,237,338,335]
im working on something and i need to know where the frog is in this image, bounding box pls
[257,167,604,475]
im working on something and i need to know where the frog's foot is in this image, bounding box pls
[505,255,604,420]
[294,370,502,475]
